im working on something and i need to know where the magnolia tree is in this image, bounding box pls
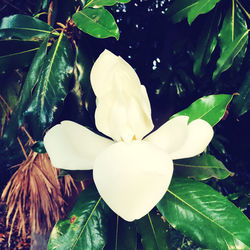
[0,0,249,249]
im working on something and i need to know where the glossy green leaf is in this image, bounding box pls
[104,216,137,250]
[23,32,74,140]
[73,8,119,40]
[157,178,250,249]
[85,0,130,8]
[213,4,249,79]
[166,0,198,23]
[171,94,233,126]
[136,212,169,250]
[48,185,112,250]
[0,14,56,40]
[187,0,222,25]
[0,40,41,73]
[174,154,233,180]
[232,70,250,116]
[193,8,220,76]
[3,36,50,145]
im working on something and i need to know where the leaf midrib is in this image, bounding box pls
[174,163,226,170]
[167,188,245,244]
[0,47,39,59]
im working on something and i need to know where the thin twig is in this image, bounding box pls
[17,137,28,160]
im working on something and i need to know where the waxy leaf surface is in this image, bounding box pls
[157,178,250,249]
[73,8,119,40]
[171,94,233,126]
[174,154,232,180]
[0,14,55,40]
[48,185,111,250]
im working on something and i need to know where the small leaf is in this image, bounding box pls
[166,0,199,23]
[174,154,233,180]
[31,141,46,153]
[136,211,169,250]
[187,0,222,25]
[0,40,41,73]
[171,94,233,126]
[193,8,220,76]
[213,4,249,79]
[0,14,56,40]
[73,8,119,40]
[157,178,250,249]
[48,185,112,250]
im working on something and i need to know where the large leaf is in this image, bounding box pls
[213,3,249,79]
[174,154,233,180]
[0,40,41,73]
[136,212,169,250]
[187,0,222,25]
[23,32,74,140]
[84,0,130,8]
[3,36,50,145]
[193,8,220,76]
[104,216,137,250]
[171,94,233,126]
[72,8,119,40]
[48,185,112,250]
[232,69,250,116]
[0,14,56,40]
[157,178,250,249]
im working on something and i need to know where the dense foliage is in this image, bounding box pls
[0,0,249,249]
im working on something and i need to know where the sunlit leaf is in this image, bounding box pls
[0,14,56,40]
[72,8,119,40]
[48,185,112,250]
[136,212,169,250]
[187,0,222,25]
[174,154,233,180]
[213,3,249,79]
[171,94,233,126]
[85,0,130,8]
[157,178,250,249]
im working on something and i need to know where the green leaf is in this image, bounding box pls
[59,169,93,182]
[232,70,250,116]
[187,0,222,25]
[48,185,112,250]
[104,216,137,250]
[73,8,119,40]
[193,8,220,76]
[0,40,41,73]
[213,3,249,79]
[3,36,50,145]
[171,94,233,126]
[157,178,250,249]
[166,0,199,23]
[0,14,56,40]
[24,32,74,140]
[136,212,169,250]
[85,0,130,8]
[174,154,233,180]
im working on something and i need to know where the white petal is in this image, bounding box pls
[144,116,189,153]
[93,140,173,221]
[90,49,154,141]
[169,119,214,160]
[44,121,113,170]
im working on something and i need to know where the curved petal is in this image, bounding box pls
[93,140,173,221]
[91,50,153,141]
[144,116,189,153]
[44,121,113,170]
[169,119,214,160]
[90,49,141,98]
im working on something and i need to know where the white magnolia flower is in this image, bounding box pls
[44,50,214,222]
